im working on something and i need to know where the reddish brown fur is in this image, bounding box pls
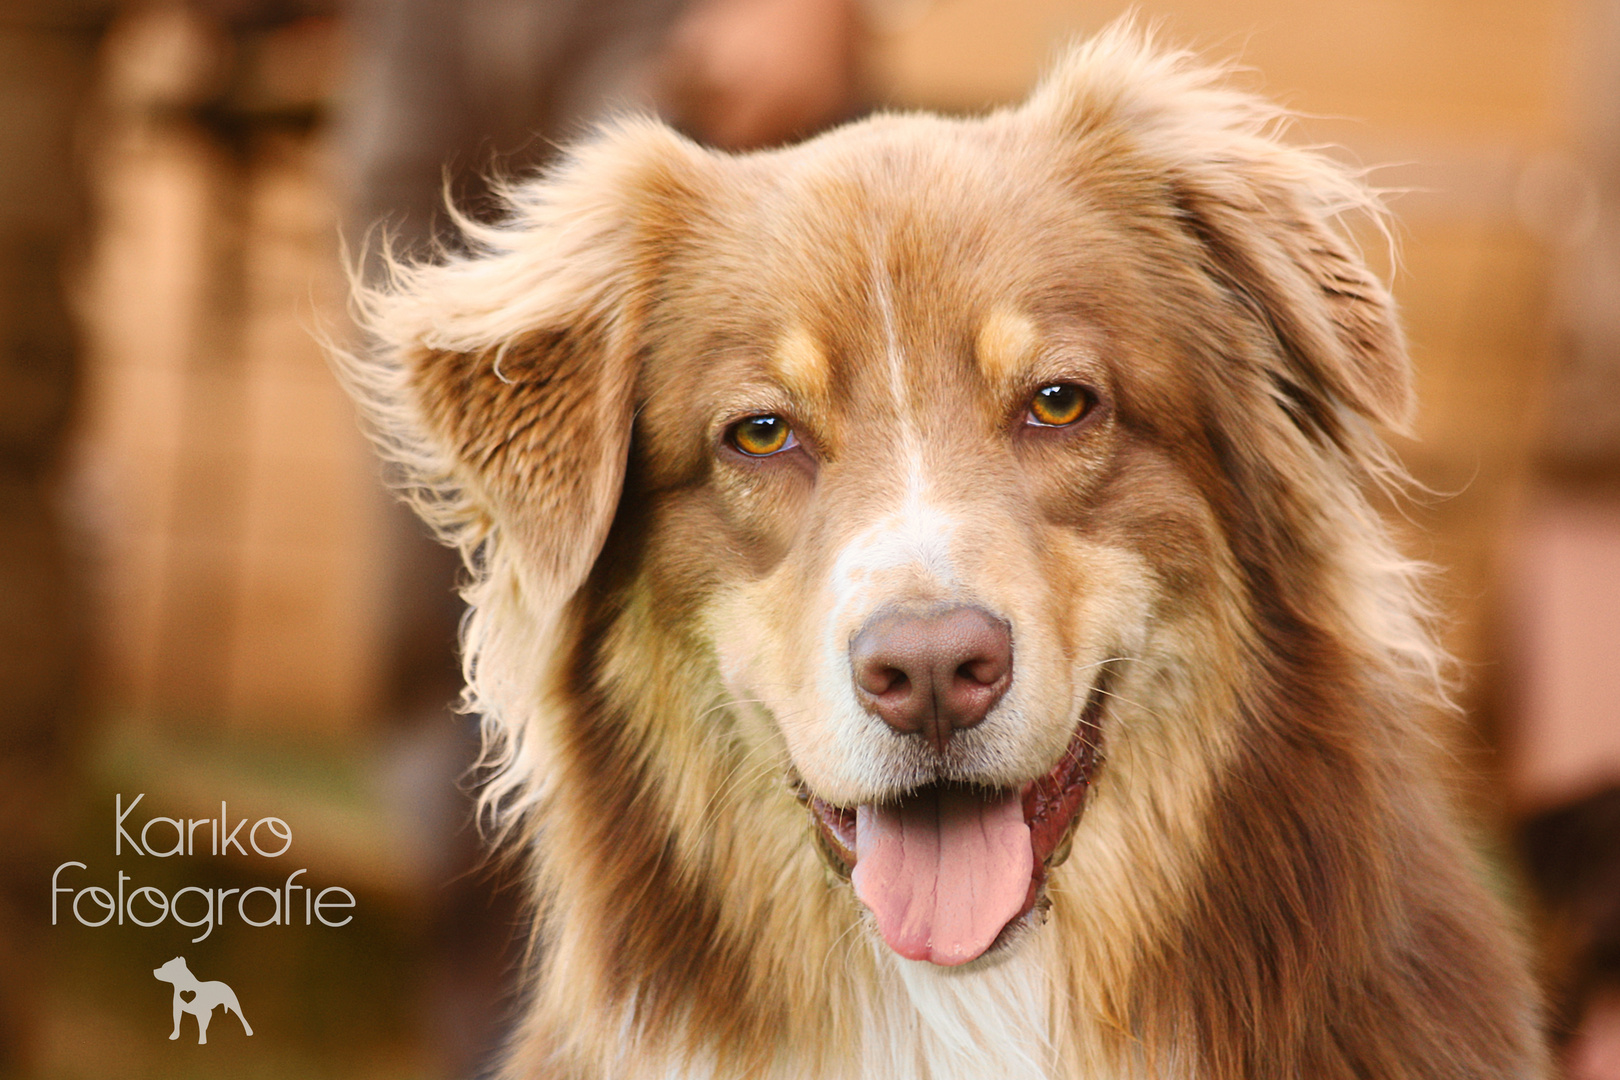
[346,24,1547,1080]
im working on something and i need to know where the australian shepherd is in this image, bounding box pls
[345,25,1547,1080]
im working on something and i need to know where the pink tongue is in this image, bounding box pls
[851,787,1032,966]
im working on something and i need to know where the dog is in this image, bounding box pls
[344,24,1548,1080]
[153,956,252,1045]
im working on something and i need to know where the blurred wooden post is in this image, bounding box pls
[73,5,388,736]
[0,1,114,1069]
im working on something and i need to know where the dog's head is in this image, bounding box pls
[355,28,1411,971]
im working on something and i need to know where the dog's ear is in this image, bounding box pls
[355,120,711,612]
[1028,23,1412,435]
[1168,150,1411,437]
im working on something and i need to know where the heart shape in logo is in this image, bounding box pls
[179,989,196,1004]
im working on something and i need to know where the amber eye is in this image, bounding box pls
[1028,383,1093,427]
[727,415,795,456]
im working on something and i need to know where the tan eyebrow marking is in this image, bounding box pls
[771,325,832,402]
[975,308,1039,384]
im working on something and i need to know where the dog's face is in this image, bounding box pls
[623,124,1239,963]
[392,46,1407,971]
[649,130,1163,804]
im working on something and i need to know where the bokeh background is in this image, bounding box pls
[4,0,1620,1077]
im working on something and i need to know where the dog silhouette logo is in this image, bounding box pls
[153,956,252,1044]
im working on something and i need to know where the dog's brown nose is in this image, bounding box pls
[850,605,1013,751]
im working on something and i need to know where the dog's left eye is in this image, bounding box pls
[727,415,797,456]
[1027,383,1094,427]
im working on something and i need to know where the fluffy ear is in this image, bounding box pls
[1027,23,1412,435]
[1171,151,1411,437]
[352,119,710,612]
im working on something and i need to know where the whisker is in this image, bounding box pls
[1075,656,1134,676]
[820,912,866,988]
[1092,685,1167,724]
[694,740,784,829]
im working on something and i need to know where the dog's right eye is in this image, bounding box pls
[1027,383,1095,428]
[727,415,796,456]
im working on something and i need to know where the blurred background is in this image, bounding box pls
[3,0,1620,1077]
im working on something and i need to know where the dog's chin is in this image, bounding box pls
[794,688,1105,968]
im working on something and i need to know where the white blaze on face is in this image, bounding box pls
[828,250,965,635]
[803,252,985,793]
[829,476,959,614]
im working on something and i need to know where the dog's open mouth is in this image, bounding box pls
[798,687,1105,967]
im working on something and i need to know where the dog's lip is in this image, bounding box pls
[796,681,1107,920]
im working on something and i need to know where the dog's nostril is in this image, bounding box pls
[858,665,908,697]
[849,604,1013,751]
[958,657,1002,685]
